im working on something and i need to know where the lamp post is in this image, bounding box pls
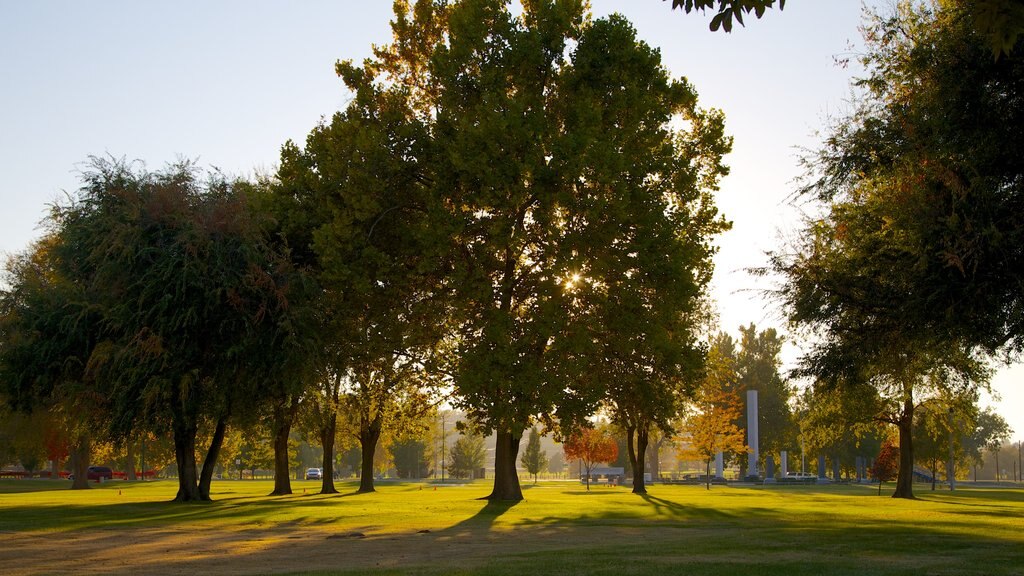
[440,411,447,483]
[947,406,956,491]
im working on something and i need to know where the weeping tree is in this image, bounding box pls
[766,1,1022,499]
[43,158,307,502]
[0,238,105,490]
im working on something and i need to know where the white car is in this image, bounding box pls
[305,468,322,480]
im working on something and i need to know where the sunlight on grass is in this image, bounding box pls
[1,479,1022,575]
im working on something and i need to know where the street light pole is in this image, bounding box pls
[947,407,956,491]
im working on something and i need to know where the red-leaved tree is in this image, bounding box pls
[564,428,619,491]
[871,439,900,495]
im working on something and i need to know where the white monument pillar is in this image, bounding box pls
[780,450,788,477]
[747,389,759,479]
[714,451,724,478]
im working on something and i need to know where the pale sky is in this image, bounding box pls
[1,1,1019,441]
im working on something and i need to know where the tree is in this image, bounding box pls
[448,434,486,480]
[272,0,451,492]
[914,393,977,490]
[338,367,438,493]
[665,0,783,32]
[308,0,731,503]
[42,158,307,501]
[777,0,1024,353]
[963,408,1012,481]
[0,234,109,490]
[734,325,795,461]
[548,451,565,476]
[564,428,619,491]
[300,367,345,494]
[391,436,430,479]
[981,412,1012,481]
[964,0,1024,56]
[680,345,748,490]
[871,439,900,495]
[766,0,1018,499]
[797,383,885,482]
[236,426,274,479]
[520,427,549,484]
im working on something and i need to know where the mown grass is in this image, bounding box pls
[1,479,1022,575]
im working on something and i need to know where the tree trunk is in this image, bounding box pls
[893,398,915,499]
[126,439,137,481]
[486,429,524,501]
[625,426,637,491]
[172,418,202,502]
[270,400,294,496]
[630,426,650,495]
[931,459,937,491]
[358,418,382,493]
[706,458,712,490]
[70,435,90,490]
[198,414,228,501]
[647,437,661,483]
[320,411,339,495]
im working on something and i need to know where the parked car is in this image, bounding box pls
[305,468,322,480]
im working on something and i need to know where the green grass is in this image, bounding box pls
[1,479,1022,575]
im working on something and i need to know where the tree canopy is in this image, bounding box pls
[766,0,1020,499]
[564,427,619,491]
[5,159,309,501]
[321,0,731,501]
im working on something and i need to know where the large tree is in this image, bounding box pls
[302,0,730,502]
[767,0,1021,499]
[44,159,306,501]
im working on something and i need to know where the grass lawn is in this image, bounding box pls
[0,478,1021,575]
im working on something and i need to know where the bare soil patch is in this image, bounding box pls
[0,522,665,575]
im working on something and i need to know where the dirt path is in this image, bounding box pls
[0,522,639,575]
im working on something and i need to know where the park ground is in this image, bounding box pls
[0,479,1021,576]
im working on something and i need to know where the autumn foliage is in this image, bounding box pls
[680,346,748,489]
[564,428,619,491]
[871,439,900,495]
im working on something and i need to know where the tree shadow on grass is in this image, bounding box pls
[639,493,737,521]
[437,499,520,538]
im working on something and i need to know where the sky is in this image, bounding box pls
[0,1,1020,442]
